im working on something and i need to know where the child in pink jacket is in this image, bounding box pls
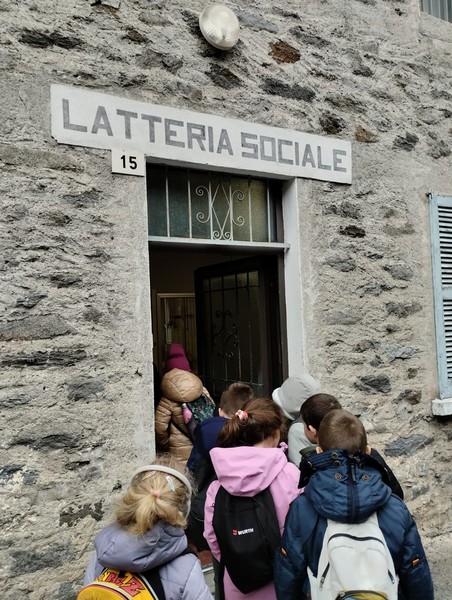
[204,397,302,600]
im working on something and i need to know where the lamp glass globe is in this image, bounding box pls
[199,4,240,50]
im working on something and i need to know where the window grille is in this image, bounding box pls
[430,194,452,399]
[146,164,286,248]
[421,0,452,23]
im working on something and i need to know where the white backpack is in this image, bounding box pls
[308,512,398,600]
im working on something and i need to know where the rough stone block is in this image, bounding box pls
[384,434,434,456]
[386,302,422,318]
[355,374,391,394]
[326,309,362,325]
[11,542,75,575]
[395,389,422,404]
[1,347,87,368]
[261,78,316,102]
[67,376,106,401]
[0,315,74,341]
[59,501,104,527]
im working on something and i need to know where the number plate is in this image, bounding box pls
[111,148,145,176]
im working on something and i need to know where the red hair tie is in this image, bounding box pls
[235,409,248,421]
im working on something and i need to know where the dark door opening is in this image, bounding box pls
[149,248,284,403]
[195,256,281,400]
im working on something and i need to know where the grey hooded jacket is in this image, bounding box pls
[287,419,311,465]
[84,521,213,600]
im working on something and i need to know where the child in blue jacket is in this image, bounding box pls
[274,409,434,600]
[187,382,254,551]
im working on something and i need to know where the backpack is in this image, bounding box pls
[172,394,215,444]
[212,486,281,593]
[308,512,398,600]
[187,392,215,424]
[187,455,217,551]
[77,568,165,600]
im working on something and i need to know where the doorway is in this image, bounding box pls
[149,247,285,402]
[147,163,289,403]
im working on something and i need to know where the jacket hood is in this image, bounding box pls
[303,449,392,523]
[272,372,320,420]
[160,368,203,404]
[287,420,311,465]
[210,445,290,496]
[94,521,188,573]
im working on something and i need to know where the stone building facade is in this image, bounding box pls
[1,0,451,597]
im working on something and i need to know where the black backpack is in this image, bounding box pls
[212,486,281,593]
[187,455,217,551]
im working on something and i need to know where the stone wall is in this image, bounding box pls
[1,0,451,597]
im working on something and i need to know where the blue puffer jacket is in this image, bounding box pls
[187,415,227,473]
[83,521,213,600]
[274,450,434,600]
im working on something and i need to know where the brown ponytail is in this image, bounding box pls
[218,397,283,448]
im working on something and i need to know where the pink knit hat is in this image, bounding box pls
[164,343,190,373]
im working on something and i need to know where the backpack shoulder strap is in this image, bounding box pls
[140,568,166,600]
[212,485,227,520]
[255,486,277,511]
[170,418,192,441]
[141,546,198,600]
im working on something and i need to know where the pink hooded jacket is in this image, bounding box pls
[204,445,302,600]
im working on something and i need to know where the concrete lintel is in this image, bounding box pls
[432,397,452,416]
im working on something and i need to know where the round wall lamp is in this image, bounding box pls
[199,4,240,50]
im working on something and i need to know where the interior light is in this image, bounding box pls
[199,4,240,50]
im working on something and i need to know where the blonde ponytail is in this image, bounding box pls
[115,454,193,536]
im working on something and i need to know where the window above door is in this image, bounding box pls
[146,164,287,249]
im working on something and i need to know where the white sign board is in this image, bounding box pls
[111,148,145,176]
[51,84,352,184]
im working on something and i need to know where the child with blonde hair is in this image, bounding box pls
[80,454,213,600]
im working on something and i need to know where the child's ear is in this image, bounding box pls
[316,446,323,454]
[308,425,318,438]
[218,407,225,417]
[365,444,372,455]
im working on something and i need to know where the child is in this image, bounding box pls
[187,382,254,551]
[300,394,404,499]
[271,371,321,464]
[81,454,213,600]
[274,409,434,600]
[187,382,255,477]
[204,397,302,600]
[155,344,214,464]
[298,393,342,460]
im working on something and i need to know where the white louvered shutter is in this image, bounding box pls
[430,194,452,398]
[421,0,452,23]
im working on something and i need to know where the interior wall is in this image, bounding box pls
[149,247,246,293]
[149,246,250,374]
